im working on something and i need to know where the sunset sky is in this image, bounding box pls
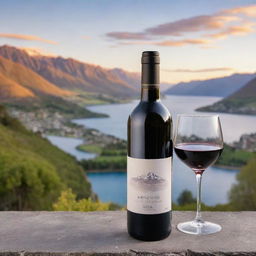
[1,0,256,83]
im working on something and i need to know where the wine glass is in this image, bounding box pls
[174,114,224,235]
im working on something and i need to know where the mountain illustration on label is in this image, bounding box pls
[130,172,167,191]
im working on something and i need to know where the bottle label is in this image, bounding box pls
[127,156,172,214]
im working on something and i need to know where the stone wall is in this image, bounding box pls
[0,211,255,256]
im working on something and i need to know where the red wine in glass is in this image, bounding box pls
[174,143,223,174]
[174,114,224,235]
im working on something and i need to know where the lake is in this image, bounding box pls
[46,135,96,161]
[49,95,256,206]
[74,95,256,143]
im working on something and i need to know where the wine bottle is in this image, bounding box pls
[127,51,172,241]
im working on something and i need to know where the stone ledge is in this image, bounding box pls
[1,252,256,256]
[0,211,255,255]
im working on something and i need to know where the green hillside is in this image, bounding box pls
[0,105,92,210]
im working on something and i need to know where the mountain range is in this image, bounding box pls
[0,45,139,100]
[165,73,256,97]
[0,56,72,100]
[0,45,255,116]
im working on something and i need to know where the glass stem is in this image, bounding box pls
[195,173,203,222]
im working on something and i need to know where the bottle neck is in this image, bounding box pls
[141,62,160,102]
[141,86,160,101]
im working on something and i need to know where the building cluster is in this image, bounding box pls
[9,109,85,137]
[233,133,256,152]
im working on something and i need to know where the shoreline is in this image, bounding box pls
[84,164,240,173]
[77,143,243,172]
[86,169,126,173]
[85,165,239,173]
[213,164,241,171]
[197,108,256,117]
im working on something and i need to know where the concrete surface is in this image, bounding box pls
[0,211,255,255]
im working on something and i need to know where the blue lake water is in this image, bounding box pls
[49,95,256,206]
[46,135,95,160]
[74,95,256,144]
[87,158,239,206]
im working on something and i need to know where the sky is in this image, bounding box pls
[0,0,256,83]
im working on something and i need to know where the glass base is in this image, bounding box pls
[177,219,221,235]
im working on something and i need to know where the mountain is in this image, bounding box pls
[0,45,139,98]
[0,105,92,210]
[230,77,256,99]
[165,73,256,97]
[197,76,256,115]
[110,68,140,90]
[0,72,35,98]
[0,56,72,100]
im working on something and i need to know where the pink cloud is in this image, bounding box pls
[0,33,58,44]
[222,5,256,17]
[206,22,255,39]
[145,15,238,36]
[163,67,235,73]
[106,13,241,40]
[20,47,57,57]
[118,38,211,48]
[106,4,256,48]
[106,32,147,40]
[156,38,211,47]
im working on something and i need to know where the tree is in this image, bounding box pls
[0,149,63,210]
[0,105,93,209]
[229,155,256,210]
[177,189,196,206]
[53,189,117,211]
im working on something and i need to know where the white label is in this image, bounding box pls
[127,156,172,215]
